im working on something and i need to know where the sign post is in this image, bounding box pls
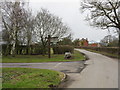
[47,35,58,58]
[48,35,51,58]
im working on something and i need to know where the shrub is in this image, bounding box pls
[53,45,74,54]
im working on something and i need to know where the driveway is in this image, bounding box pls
[2,49,118,88]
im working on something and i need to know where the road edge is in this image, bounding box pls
[57,50,89,88]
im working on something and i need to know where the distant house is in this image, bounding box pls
[79,38,88,46]
[88,40,100,47]
[79,38,101,47]
[89,43,101,47]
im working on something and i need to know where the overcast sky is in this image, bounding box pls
[29,0,109,42]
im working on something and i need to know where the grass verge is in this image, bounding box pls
[2,68,64,88]
[86,49,119,59]
[2,50,85,63]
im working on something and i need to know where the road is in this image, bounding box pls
[2,61,85,73]
[2,49,118,88]
[66,49,118,88]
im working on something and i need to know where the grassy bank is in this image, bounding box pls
[2,50,85,63]
[86,49,119,59]
[2,68,64,88]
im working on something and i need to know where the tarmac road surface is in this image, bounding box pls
[65,49,118,88]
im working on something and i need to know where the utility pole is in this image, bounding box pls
[48,35,51,58]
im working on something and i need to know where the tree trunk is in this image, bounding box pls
[42,45,46,56]
[118,29,120,59]
[11,42,15,57]
[27,39,31,55]
[26,45,30,55]
[41,38,47,56]
[5,44,9,56]
[11,27,17,57]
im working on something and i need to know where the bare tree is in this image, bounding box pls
[35,8,71,55]
[80,0,120,47]
[100,35,113,46]
[18,8,35,55]
[73,39,80,46]
[25,13,35,55]
[100,35,119,47]
[1,1,29,56]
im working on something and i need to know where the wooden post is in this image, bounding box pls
[48,35,51,58]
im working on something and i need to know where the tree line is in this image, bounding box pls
[1,1,71,56]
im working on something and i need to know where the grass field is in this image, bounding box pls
[2,50,85,63]
[2,68,64,88]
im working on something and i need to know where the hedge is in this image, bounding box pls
[2,44,47,55]
[53,45,74,54]
[2,44,74,55]
[75,46,118,55]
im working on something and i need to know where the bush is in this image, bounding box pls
[53,45,74,54]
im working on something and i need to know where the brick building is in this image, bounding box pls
[89,43,100,47]
[79,38,88,46]
[79,38,100,47]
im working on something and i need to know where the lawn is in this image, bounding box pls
[2,68,64,88]
[2,50,85,63]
